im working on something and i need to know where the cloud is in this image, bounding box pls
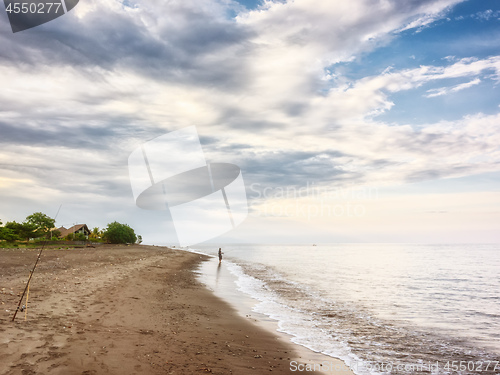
[234,0,466,95]
[472,9,500,21]
[1,0,499,241]
[425,78,481,97]
[322,56,500,119]
[0,0,253,89]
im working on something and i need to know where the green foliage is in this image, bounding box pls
[25,212,55,238]
[89,227,102,240]
[4,221,37,242]
[0,227,19,242]
[1,212,56,242]
[137,235,143,244]
[1,213,137,246]
[0,222,16,241]
[74,233,87,241]
[103,222,137,244]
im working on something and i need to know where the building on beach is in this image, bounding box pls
[56,224,91,239]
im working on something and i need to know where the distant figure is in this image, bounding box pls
[218,248,223,263]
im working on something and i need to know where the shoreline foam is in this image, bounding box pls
[195,255,354,375]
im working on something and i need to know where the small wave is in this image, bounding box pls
[224,258,500,375]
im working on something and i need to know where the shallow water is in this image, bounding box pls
[191,244,500,375]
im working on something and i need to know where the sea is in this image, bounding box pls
[188,244,500,375]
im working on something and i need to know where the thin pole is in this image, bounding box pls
[12,244,44,321]
[51,205,62,241]
[24,277,30,321]
[12,207,61,322]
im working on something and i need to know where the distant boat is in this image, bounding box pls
[312,244,317,246]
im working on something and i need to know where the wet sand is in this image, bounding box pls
[0,245,352,374]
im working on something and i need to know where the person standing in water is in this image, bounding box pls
[218,248,223,264]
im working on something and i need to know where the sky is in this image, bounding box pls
[0,0,499,244]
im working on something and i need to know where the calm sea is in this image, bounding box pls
[191,244,500,375]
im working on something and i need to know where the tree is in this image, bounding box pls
[102,222,137,244]
[5,221,38,242]
[0,227,19,242]
[89,227,101,240]
[25,212,55,238]
[0,220,19,242]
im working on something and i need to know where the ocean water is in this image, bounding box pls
[191,244,500,375]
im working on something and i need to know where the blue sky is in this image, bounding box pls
[373,0,500,125]
[0,0,499,244]
[233,0,262,10]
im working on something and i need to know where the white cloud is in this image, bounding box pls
[473,9,500,21]
[425,78,481,97]
[1,0,499,242]
[321,56,500,118]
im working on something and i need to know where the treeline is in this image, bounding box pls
[0,212,54,242]
[0,212,141,245]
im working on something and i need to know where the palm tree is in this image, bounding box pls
[90,227,101,240]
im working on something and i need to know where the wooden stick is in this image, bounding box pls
[24,277,30,321]
[12,243,44,322]
[12,208,62,322]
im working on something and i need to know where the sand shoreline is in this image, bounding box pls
[0,245,351,374]
[195,255,355,373]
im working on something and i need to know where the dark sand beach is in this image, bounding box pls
[0,245,352,374]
